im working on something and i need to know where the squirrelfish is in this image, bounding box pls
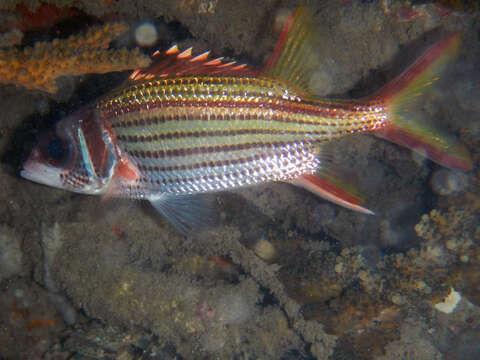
[21,7,472,233]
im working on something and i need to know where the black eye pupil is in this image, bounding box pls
[47,139,66,162]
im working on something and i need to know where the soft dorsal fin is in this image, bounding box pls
[263,6,320,93]
[129,44,258,81]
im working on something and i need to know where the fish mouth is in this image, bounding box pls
[20,158,65,190]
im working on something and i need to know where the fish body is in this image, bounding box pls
[21,7,472,233]
[97,75,386,198]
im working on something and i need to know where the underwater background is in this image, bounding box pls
[0,0,479,359]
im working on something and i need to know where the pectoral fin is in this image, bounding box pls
[150,193,216,235]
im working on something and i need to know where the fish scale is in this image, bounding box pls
[96,75,385,196]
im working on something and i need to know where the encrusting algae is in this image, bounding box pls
[270,181,480,357]
[0,22,151,93]
[415,206,480,305]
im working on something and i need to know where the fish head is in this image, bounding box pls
[21,107,117,195]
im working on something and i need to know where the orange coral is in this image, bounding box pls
[0,22,151,93]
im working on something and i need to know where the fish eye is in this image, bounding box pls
[43,137,69,166]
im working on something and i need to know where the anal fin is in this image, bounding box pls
[291,173,374,215]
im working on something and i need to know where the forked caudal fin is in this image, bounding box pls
[372,32,472,171]
[265,6,471,171]
[266,8,472,215]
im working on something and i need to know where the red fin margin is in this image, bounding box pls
[292,174,374,215]
[263,7,297,73]
[371,32,472,171]
[130,44,258,81]
[373,32,461,102]
[376,125,472,171]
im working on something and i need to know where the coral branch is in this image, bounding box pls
[0,23,151,93]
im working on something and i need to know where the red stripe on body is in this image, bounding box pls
[101,98,384,127]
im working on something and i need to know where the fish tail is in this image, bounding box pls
[373,32,472,171]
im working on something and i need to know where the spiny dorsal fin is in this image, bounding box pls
[264,6,321,94]
[130,44,257,81]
